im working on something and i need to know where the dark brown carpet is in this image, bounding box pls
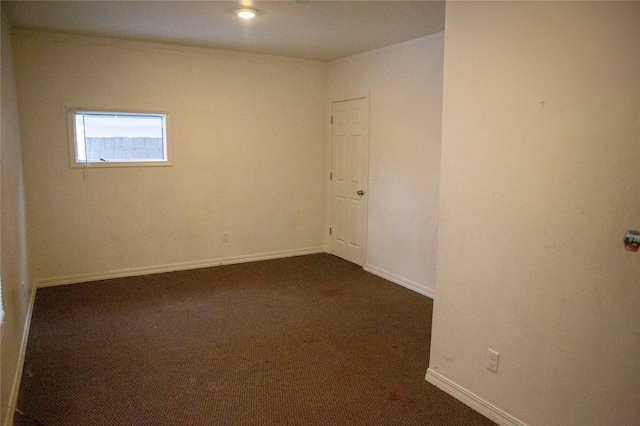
[15,254,496,425]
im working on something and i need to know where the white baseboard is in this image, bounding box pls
[364,264,434,298]
[35,246,327,288]
[425,369,528,426]
[3,285,37,426]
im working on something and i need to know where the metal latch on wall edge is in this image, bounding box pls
[624,230,640,252]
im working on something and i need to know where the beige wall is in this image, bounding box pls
[12,30,328,286]
[429,2,640,425]
[1,13,32,426]
[328,34,444,296]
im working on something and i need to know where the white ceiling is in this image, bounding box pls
[1,0,446,62]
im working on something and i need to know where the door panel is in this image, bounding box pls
[330,98,369,266]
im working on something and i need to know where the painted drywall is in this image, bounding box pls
[12,30,328,285]
[429,2,640,425]
[1,13,32,426]
[328,34,444,297]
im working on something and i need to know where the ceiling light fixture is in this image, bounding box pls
[235,8,257,19]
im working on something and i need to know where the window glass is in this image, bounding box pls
[69,111,169,167]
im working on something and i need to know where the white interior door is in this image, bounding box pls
[330,97,369,266]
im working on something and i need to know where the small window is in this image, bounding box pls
[68,109,169,167]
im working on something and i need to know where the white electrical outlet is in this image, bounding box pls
[223,232,229,242]
[487,349,499,373]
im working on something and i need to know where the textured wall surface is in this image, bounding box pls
[430,2,640,425]
[12,30,328,286]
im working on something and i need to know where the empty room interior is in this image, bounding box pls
[1,1,639,425]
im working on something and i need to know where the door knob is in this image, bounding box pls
[357,190,365,196]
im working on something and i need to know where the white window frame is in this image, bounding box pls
[67,108,171,168]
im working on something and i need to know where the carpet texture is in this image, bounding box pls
[15,254,496,425]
